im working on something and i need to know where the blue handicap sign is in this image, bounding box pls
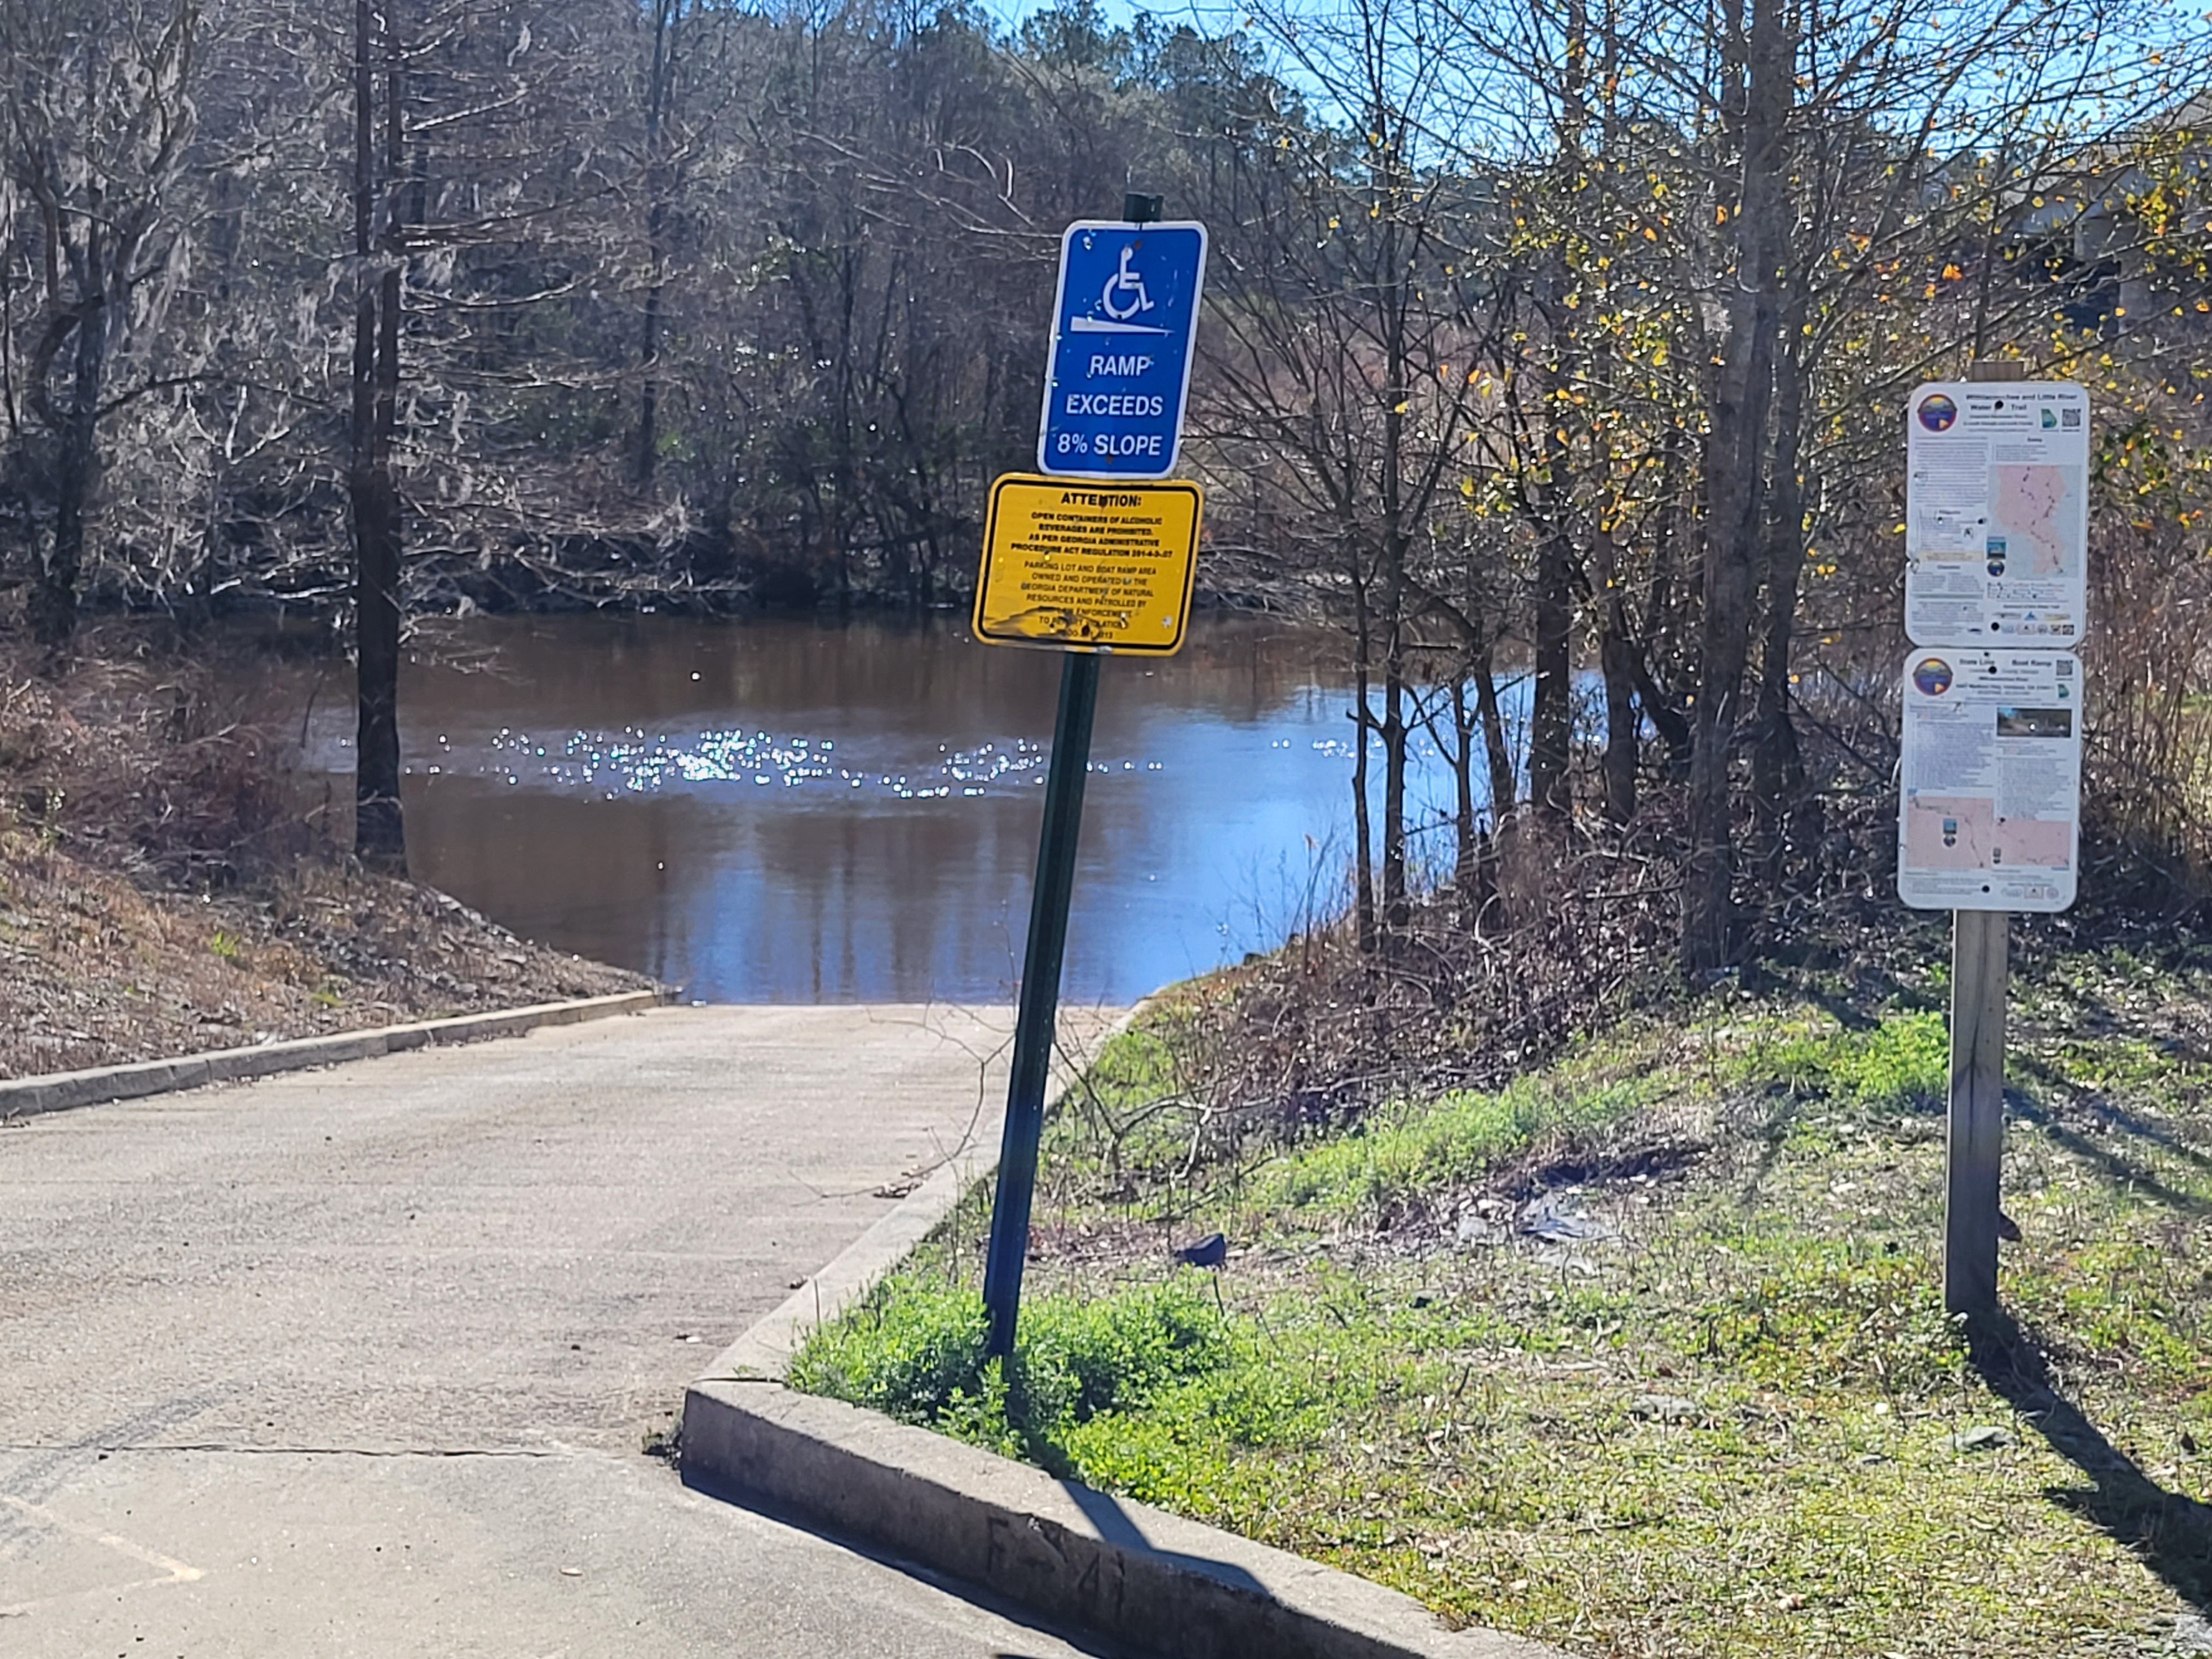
[1037,220,1207,479]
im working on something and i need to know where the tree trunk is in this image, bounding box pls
[1642,421,1695,777]
[636,276,664,486]
[1452,674,1477,902]
[1528,393,1574,825]
[1380,531,1408,936]
[1598,585,1637,824]
[634,0,679,487]
[1377,134,1411,937]
[1591,437,1636,823]
[1472,631,1516,839]
[1751,304,1810,857]
[1470,630,1514,931]
[1588,286,1635,823]
[1351,562,1377,955]
[33,295,104,649]
[351,0,405,870]
[1681,0,1790,977]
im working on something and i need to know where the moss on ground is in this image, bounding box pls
[792,943,2212,1658]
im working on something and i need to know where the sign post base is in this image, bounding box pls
[1944,906,2008,1337]
[980,651,1101,1359]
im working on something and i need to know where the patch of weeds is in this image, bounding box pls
[787,1277,992,1423]
[2012,1223,2208,1394]
[1746,1009,1948,1113]
[796,956,2212,1657]
[1234,1020,1710,1225]
[206,929,244,962]
[1248,1072,1672,1222]
[1678,1231,1963,1393]
[2041,1033,2198,1098]
[789,1272,1237,1469]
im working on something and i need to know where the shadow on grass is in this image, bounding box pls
[996,1394,1270,1600]
[1972,1309,2212,1614]
[2010,1053,2212,1178]
[1805,985,1883,1033]
[2006,1085,2212,1221]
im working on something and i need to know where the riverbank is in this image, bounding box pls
[0,630,650,1080]
[789,938,2212,1657]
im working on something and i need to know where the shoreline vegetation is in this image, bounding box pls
[0,625,649,1084]
[15,0,2212,982]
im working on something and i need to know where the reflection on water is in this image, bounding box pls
[275,613,1480,1003]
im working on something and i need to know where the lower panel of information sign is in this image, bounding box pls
[1897,646,2079,912]
[972,474,1202,655]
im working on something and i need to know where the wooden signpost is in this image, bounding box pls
[1900,361,2089,1334]
[1946,905,2008,1327]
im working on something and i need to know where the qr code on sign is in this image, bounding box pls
[2062,408,2081,427]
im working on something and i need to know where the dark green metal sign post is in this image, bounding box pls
[980,190,1167,1361]
[980,650,1101,1358]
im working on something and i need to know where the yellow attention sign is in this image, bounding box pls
[973,473,1202,655]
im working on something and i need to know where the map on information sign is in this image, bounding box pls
[1897,646,2079,912]
[1988,463,2084,581]
[1904,380,2089,646]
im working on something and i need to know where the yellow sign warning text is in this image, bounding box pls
[973,474,1202,655]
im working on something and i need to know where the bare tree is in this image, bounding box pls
[0,0,197,646]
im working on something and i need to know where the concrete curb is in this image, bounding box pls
[680,1000,1567,1659]
[700,1134,1001,1383]
[0,989,665,1122]
[680,1384,1560,1659]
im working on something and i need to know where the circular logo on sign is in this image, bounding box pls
[1917,393,1959,432]
[1913,658,1954,696]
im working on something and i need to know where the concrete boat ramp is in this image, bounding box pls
[0,1003,1132,1659]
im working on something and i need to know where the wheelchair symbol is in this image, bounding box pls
[1100,246,1154,321]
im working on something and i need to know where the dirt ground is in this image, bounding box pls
[0,628,652,1081]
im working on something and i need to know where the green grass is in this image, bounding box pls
[788,1275,1231,1462]
[792,952,2212,1658]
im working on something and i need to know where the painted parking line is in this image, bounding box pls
[0,1491,202,1616]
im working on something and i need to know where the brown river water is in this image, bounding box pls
[254,613,1474,1003]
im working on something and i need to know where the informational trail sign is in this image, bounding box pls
[973,474,1202,654]
[1903,369,2089,1337]
[1905,380,2089,645]
[1898,646,2081,912]
[1037,221,1207,479]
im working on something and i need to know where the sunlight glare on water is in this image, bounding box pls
[291,613,1497,1003]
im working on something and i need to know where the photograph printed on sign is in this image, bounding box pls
[1903,380,2089,647]
[1897,646,2080,912]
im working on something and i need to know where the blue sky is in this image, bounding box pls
[976,0,1245,41]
